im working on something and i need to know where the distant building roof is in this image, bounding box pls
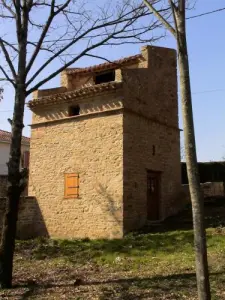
[64,54,143,75]
[0,129,30,145]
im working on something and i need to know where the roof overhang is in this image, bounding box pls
[64,54,143,76]
[28,81,123,109]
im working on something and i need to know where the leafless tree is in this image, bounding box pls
[142,0,211,299]
[0,0,165,289]
[0,88,3,101]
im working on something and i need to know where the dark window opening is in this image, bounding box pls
[68,105,80,116]
[152,145,156,156]
[147,170,161,220]
[21,151,30,169]
[94,70,115,85]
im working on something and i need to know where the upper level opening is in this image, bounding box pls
[94,70,115,85]
[68,105,80,116]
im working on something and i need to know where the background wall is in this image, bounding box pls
[0,142,30,175]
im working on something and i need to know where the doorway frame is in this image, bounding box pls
[146,169,162,222]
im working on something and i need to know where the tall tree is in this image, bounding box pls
[142,0,211,299]
[0,0,163,289]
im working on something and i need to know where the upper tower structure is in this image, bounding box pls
[28,45,181,239]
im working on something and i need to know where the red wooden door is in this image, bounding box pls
[147,171,160,220]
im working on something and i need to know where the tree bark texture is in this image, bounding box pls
[0,2,28,285]
[0,87,26,288]
[0,1,28,288]
[177,10,211,300]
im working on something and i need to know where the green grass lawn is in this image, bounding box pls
[0,228,224,299]
[1,199,225,299]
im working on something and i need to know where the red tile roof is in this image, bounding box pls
[0,129,30,144]
[28,81,123,108]
[65,54,143,75]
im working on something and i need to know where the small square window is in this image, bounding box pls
[68,105,80,116]
[64,173,79,198]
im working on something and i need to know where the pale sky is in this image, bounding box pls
[0,0,224,162]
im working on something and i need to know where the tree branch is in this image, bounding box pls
[143,0,176,36]
[0,66,15,87]
[1,0,16,17]
[1,38,18,53]
[179,0,185,13]
[13,0,22,42]
[25,21,135,86]
[26,0,72,75]
[0,39,17,80]
[26,18,136,95]
[168,0,181,46]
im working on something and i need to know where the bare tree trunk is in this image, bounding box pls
[0,87,26,288]
[177,8,211,300]
[142,1,211,297]
[223,181,225,197]
[0,0,28,287]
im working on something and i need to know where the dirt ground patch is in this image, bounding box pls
[1,197,225,299]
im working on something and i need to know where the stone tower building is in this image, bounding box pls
[28,45,181,239]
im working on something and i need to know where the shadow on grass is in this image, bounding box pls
[14,271,225,300]
[9,197,225,299]
[16,229,196,264]
[141,197,225,234]
[15,197,225,265]
[17,198,225,263]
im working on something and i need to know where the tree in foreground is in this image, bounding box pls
[142,0,211,299]
[0,0,164,289]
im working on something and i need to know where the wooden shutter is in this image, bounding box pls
[64,173,79,198]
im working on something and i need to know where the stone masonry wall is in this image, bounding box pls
[182,182,225,202]
[61,72,95,90]
[122,46,177,128]
[123,46,181,232]
[29,45,181,239]
[123,113,181,232]
[31,92,123,124]
[202,182,224,197]
[0,196,47,239]
[33,87,67,99]
[29,111,123,239]
[60,63,140,90]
